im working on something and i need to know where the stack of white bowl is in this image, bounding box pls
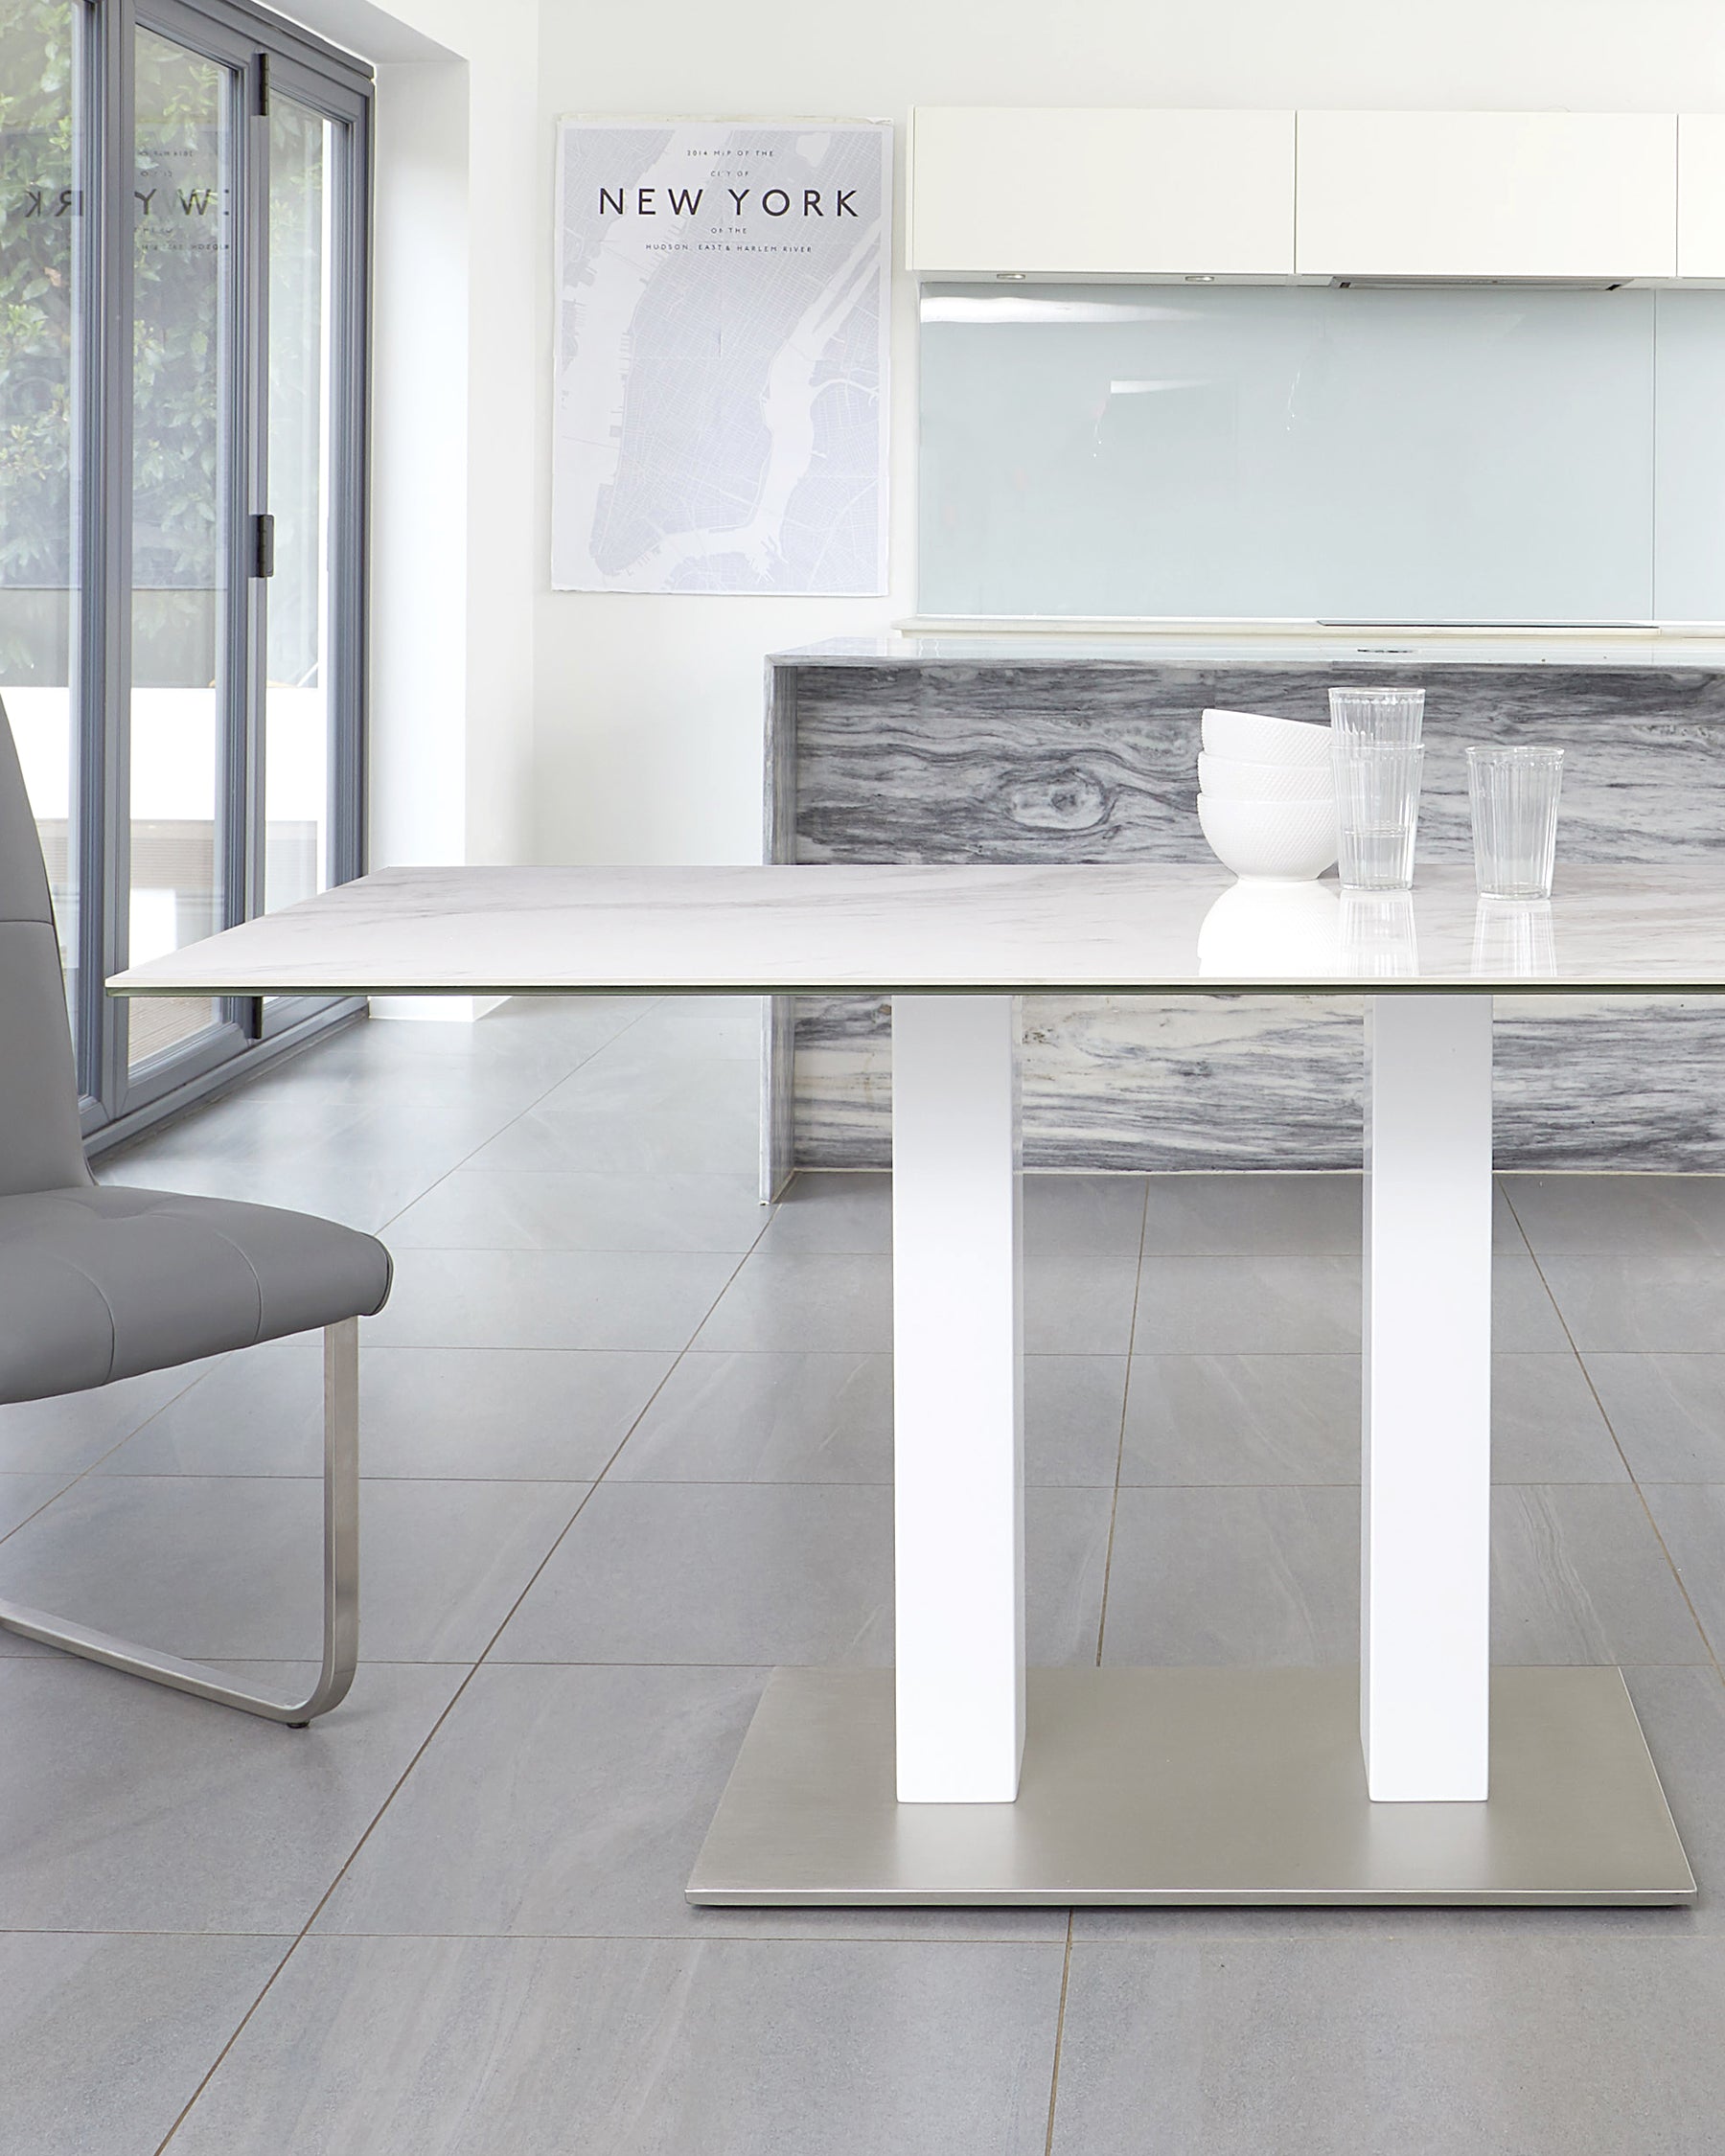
[1196,707,1339,882]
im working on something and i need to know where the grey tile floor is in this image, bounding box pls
[3,995,1725,2152]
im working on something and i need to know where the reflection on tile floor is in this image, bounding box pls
[2,996,1724,2153]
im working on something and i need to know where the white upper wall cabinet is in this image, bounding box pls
[908,108,1295,278]
[1678,115,1725,278]
[1295,112,1678,281]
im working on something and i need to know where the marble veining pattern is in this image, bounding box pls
[790,663,1725,868]
[107,861,1725,998]
[775,656,1725,1172]
[794,992,1725,1172]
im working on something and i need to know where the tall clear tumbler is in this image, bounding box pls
[1328,685,1426,749]
[1466,746,1564,900]
[1334,743,1424,892]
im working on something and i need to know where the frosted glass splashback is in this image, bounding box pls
[917,285,1725,624]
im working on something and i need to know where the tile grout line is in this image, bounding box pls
[1042,1914,1074,2156]
[364,996,669,1238]
[0,1902,1701,1950]
[1501,1182,1724,1681]
[0,1367,216,1554]
[105,1919,1088,1947]
[1497,1171,1535,1262]
[1092,1180,1151,1668]
[151,1936,306,2154]
[270,1649,1719,1671]
[80,1471,1601,1488]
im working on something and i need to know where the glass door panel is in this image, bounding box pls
[0,0,83,1044]
[128,23,232,1068]
[264,93,333,915]
[1,0,366,1139]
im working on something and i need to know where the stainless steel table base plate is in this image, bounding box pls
[687,1666,1695,1907]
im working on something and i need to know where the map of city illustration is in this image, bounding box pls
[553,121,891,595]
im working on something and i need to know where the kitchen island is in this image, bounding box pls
[765,634,1725,1194]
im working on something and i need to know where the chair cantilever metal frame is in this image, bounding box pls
[0,693,389,1726]
[0,1319,359,1726]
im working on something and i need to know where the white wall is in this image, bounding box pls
[369,53,470,871]
[286,0,540,874]
[532,0,1725,866]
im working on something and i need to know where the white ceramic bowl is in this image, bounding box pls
[1197,794,1339,882]
[1200,707,1332,768]
[1197,751,1335,804]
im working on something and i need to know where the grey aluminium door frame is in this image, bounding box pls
[71,0,372,1136]
[254,33,372,1041]
[73,0,135,1120]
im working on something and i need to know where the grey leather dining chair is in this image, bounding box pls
[0,697,392,1724]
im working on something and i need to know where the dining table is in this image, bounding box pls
[109,860,1707,1906]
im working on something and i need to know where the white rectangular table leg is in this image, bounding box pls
[1363,993,1494,1801]
[890,993,1024,1802]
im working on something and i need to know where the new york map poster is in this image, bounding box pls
[552,119,892,595]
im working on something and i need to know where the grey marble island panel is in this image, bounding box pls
[765,640,1725,1176]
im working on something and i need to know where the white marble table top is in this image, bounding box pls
[774,632,1725,670]
[106,863,1725,999]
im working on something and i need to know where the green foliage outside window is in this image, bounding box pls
[3,2,324,688]
[0,0,228,682]
[0,0,78,678]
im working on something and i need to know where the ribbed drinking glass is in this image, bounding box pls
[1328,685,1425,749]
[1333,742,1424,892]
[1465,745,1564,900]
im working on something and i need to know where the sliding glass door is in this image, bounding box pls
[128,20,232,1072]
[0,0,369,1139]
[0,0,86,1043]
[264,90,337,921]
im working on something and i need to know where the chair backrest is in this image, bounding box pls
[0,697,94,1195]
